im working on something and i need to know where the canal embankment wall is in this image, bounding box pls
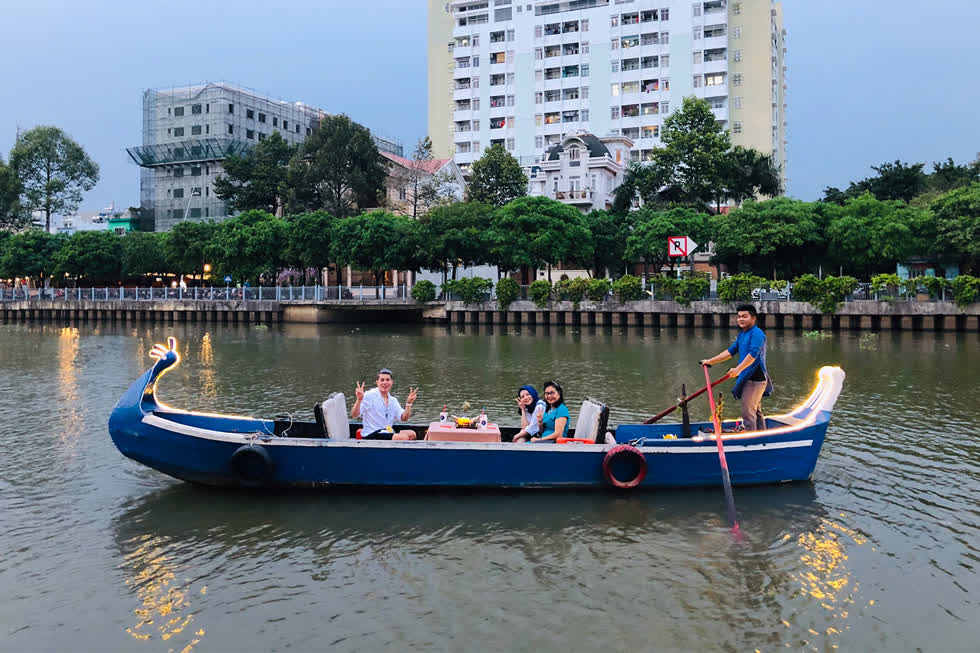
[2,298,979,332]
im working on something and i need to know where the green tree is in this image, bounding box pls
[584,209,632,278]
[213,131,295,214]
[928,157,980,193]
[9,126,99,233]
[824,160,928,204]
[120,231,169,279]
[657,96,731,206]
[209,210,289,284]
[826,193,935,276]
[931,183,980,273]
[284,210,336,283]
[488,196,592,280]
[416,201,492,280]
[286,114,387,218]
[709,198,829,277]
[329,211,419,286]
[625,207,711,276]
[0,229,62,283]
[53,231,122,283]
[719,146,783,207]
[466,144,528,207]
[166,220,218,280]
[0,156,27,230]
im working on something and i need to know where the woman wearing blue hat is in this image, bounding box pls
[512,384,547,443]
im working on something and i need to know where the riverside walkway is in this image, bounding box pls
[1,286,978,332]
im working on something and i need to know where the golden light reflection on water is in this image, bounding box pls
[57,327,81,455]
[785,514,869,651]
[199,333,217,398]
[122,535,205,652]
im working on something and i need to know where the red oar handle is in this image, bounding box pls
[704,364,741,536]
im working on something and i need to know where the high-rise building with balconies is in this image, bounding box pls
[127,82,403,232]
[428,0,786,190]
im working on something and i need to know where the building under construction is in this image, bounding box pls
[126,82,402,232]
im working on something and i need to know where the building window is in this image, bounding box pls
[581,109,589,121]
[258,133,266,141]
[693,50,702,64]
[507,95,515,106]
[611,107,620,119]
[173,188,184,198]
[661,31,670,44]
[191,166,201,176]
[189,208,202,218]
[611,61,619,72]
[246,129,255,139]
[611,15,619,27]
[661,101,669,113]
[473,98,480,110]
[661,54,670,67]
[398,188,407,200]
[733,25,742,38]
[733,121,743,133]
[733,96,743,109]
[228,124,234,134]
[581,64,589,77]
[535,25,542,37]
[733,49,742,62]
[258,113,266,123]
[472,55,480,66]
[535,114,543,126]
[535,91,543,104]
[191,104,202,114]
[660,8,669,21]
[732,2,741,14]
[507,29,515,41]
[693,3,701,17]
[191,125,201,135]
[173,167,184,178]
[535,136,543,148]
[228,103,234,114]
[273,117,279,126]
[693,75,702,88]
[173,127,184,137]
[473,120,480,130]
[693,27,701,40]
[733,73,743,85]
[246,109,254,119]
[174,106,184,117]
[506,138,515,150]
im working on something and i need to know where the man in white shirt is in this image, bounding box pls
[351,368,418,440]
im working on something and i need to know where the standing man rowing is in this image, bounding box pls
[698,304,773,432]
[351,368,418,440]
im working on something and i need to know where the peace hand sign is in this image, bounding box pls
[406,386,418,406]
[355,381,365,401]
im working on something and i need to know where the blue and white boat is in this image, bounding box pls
[108,338,846,490]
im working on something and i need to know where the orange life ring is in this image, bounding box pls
[602,444,647,489]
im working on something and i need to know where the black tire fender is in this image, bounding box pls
[602,444,648,489]
[230,444,274,486]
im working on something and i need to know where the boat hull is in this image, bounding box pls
[108,342,842,490]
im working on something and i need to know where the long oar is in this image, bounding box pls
[643,375,729,424]
[703,364,741,537]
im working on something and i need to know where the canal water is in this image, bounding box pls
[0,322,977,652]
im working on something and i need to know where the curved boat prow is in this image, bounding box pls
[781,366,846,424]
[108,337,181,450]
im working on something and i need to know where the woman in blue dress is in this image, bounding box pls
[533,381,570,443]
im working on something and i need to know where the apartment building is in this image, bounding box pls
[127,82,403,232]
[428,0,787,187]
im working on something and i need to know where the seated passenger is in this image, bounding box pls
[351,368,418,440]
[532,381,570,443]
[512,385,547,443]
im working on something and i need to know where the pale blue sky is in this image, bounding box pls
[1,0,977,213]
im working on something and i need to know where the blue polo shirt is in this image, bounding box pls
[727,325,771,399]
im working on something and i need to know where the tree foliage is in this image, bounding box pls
[209,210,289,283]
[121,231,169,278]
[584,209,632,278]
[823,160,929,204]
[416,201,492,279]
[931,183,980,273]
[0,156,28,230]
[826,193,935,276]
[287,114,387,218]
[329,211,419,285]
[0,229,62,282]
[656,96,731,206]
[284,210,336,279]
[167,220,218,278]
[9,126,99,233]
[466,144,528,207]
[710,198,829,277]
[213,131,295,214]
[488,196,592,275]
[53,231,122,283]
[625,207,710,274]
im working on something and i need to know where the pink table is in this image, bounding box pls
[424,421,502,442]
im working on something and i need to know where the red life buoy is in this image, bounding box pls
[602,444,648,489]
[556,437,594,444]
